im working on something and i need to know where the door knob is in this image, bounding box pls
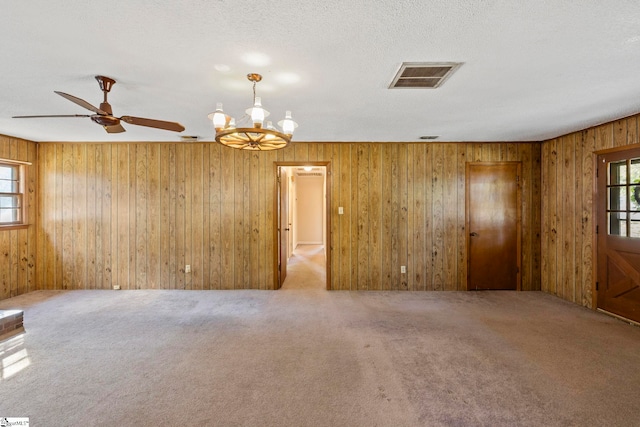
[285,228,290,231]
[470,232,478,237]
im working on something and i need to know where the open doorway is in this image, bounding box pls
[275,162,330,290]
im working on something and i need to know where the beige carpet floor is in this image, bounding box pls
[1,247,640,426]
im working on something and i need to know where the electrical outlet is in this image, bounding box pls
[185,265,191,273]
[338,207,344,215]
[113,285,120,290]
[401,266,406,274]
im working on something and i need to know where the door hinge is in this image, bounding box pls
[596,225,599,234]
[596,281,599,291]
[516,175,520,184]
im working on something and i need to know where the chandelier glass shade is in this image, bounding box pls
[208,73,297,151]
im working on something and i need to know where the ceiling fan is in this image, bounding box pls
[13,75,185,134]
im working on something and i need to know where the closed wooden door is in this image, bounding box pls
[466,162,521,290]
[597,148,640,323]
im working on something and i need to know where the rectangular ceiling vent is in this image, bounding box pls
[297,172,323,177]
[389,62,462,89]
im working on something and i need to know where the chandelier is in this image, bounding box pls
[208,73,297,151]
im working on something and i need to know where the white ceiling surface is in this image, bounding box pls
[2,1,640,143]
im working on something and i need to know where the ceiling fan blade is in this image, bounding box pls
[55,91,108,115]
[120,116,185,132]
[12,114,91,118]
[104,123,126,134]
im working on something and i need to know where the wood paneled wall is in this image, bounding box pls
[0,135,38,300]
[541,113,640,308]
[35,141,541,292]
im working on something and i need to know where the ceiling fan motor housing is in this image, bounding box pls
[91,114,120,126]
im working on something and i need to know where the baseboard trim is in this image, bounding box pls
[596,308,640,327]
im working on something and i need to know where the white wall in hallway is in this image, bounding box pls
[296,176,324,244]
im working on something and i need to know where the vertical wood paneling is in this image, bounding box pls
[356,144,369,290]
[339,143,351,290]
[175,144,186,289]
[456,145,469,290]
[389,144,400,291]
[191,145,204,290]
[443,144,457,291]
[116,145,129,290]
[257,148,267,289]
[406,144,415,290]
[220,147,234,289]
[412,144,425,291]
[160,144,172,290]
[22,142,35,295]
[61,145,74,289]
[350,144,359,289]
[43,144,56,290]
[242,150,251,289]
[580,129,595,307]
[519,144,533,291]
[73,145,87,291]
[86,147,97,289]
[1,221,9,298]
[431,144,444,291]
[562,135,576,300]
[531,144,542,291]
[540,113,640,308]
[184,145,193,290]
[22,139,548,298]
[381,144,393,290]
[545,139,558,295]
[147,144,160,289]
[398,144,408,290]
[135,144,148,289]
[209,144,221,289]
[233,150,244,288]
[250,152,260,291]
[369,144,382,290]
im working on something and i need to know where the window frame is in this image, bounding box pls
[0,158,30,230]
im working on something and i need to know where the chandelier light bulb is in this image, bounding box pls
[265,121,277,139]
[251,97,265,128]
[211,102,227,130]
[279,110,297,135]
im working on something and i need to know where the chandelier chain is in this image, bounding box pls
[252,81,257,104]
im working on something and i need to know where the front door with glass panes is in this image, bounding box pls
[597,147,640,323]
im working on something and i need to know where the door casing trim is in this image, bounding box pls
[273,161,332,290]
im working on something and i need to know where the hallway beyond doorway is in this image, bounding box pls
[281,244,326,290]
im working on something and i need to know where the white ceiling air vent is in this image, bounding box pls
[389,62,462,89]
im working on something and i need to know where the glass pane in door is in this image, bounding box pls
[610,161,627,185]
[609,187,626,210]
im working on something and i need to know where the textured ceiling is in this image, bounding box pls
[2,1,640,143]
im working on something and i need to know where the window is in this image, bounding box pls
[0,161,25,226]
[607,157,640,238]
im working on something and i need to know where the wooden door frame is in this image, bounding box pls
[273,161,332,290]
[465,161,522,291]
[594,142,640,313]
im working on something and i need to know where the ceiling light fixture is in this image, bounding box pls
[208,73,297,151]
